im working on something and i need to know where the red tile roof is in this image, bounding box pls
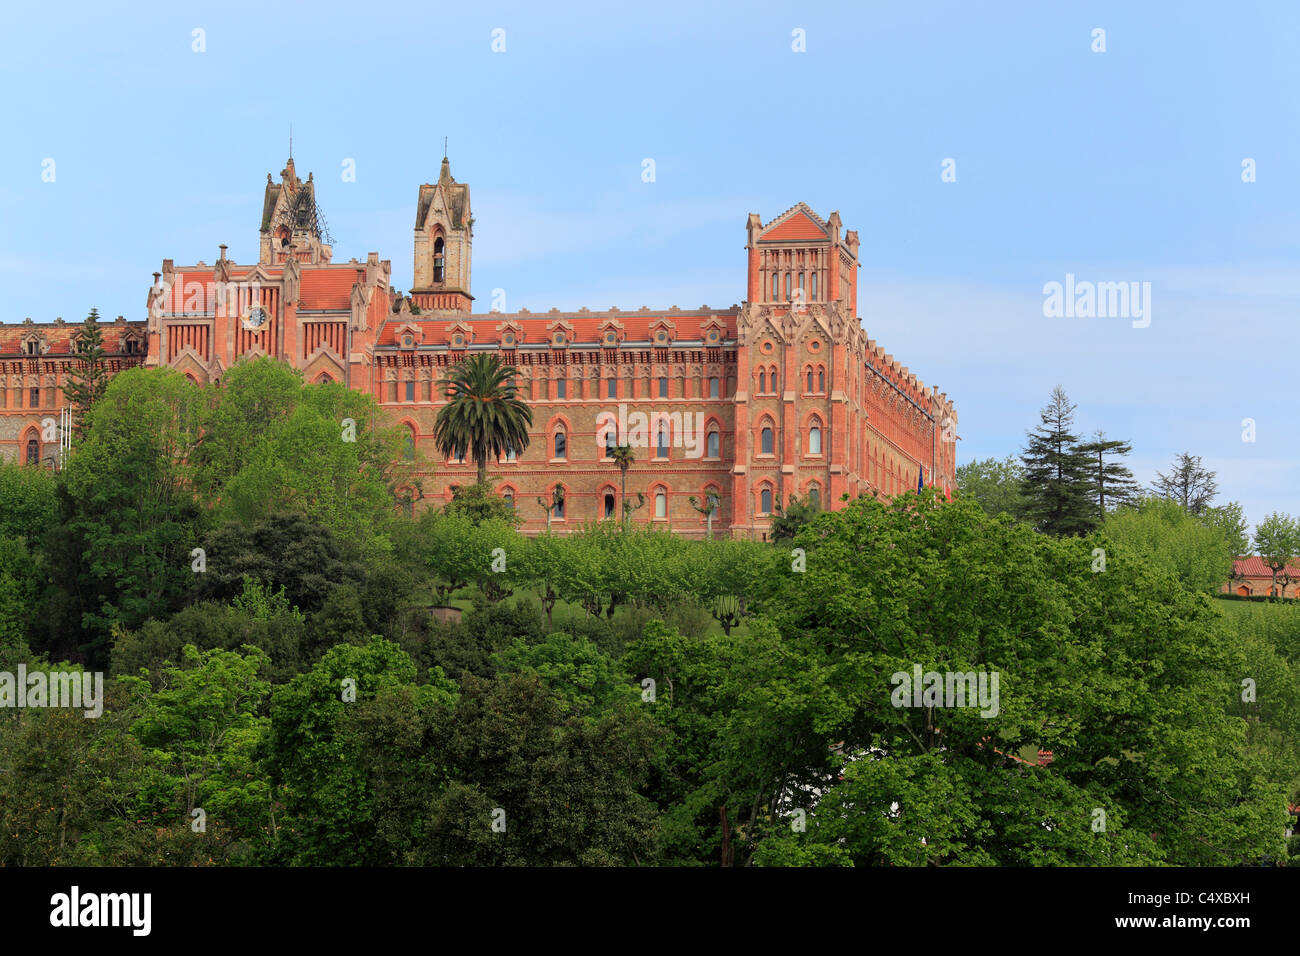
[375,310,738,347]
[300,270,357,310]
[761,210,827,242]
[1232,556,1300,578]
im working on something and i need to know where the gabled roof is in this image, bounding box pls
[1233,556,1300,578]
[759,203,829,242]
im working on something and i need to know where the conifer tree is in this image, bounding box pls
[61,308,110,439]
[1079,429,1139,518]
[1020,386,1097,536]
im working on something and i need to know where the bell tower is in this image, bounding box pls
[412,156,473,312]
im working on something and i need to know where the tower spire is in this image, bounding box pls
[443,136,448,160]
[289,123,293,160]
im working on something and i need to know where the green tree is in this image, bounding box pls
[955,455,1028,521]
[1152,451,1218,516]
[433,353,532,486]
[1102,496,1235,595]
[1078,429,1139,517]
[1203,501,1251,557]
[61,308,111,439]
[55,367,205,664]
[1254,512,1300,599]
[769,492,820,542]
[1020,386,1097,536]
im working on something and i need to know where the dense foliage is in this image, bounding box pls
[0,362,1295,866]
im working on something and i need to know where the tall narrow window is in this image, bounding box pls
[758,370,766,393]
[771,272,778,301]
[658,377,668,398]
[404,428,415,460]
[504,492,515,509]
[556,378,566,399]
[806,369,813,392]
[405,380,415,402]
[554,429,567,459]
[505,444,517,462]
[709,377,720,398]
[761,426,773,454]
[811,272,818,300]
[657,424,669,458]
[604,429,616,458]
[785,273,792,300]
[433,237,445,283]
[707,430,719,458]
[818,369,825,392]
[25,439,39,465]
[29,387,40,408]
[553,490,565,520]
[809,425,822,455]
[760,488,772,514]
[607,378,617,398]
[604,493,616,518]
[809,484,820,509]
[655,491,666,518]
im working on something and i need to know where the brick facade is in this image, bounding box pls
[0,157,958,539]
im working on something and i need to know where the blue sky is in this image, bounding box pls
[2,0,1297,531]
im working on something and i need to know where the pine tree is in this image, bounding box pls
[1152,452,1218,516]
[1020,386,1097,536]
[61,308,109,439]
[1079,429,1139,518]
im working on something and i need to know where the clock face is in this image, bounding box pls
[243,306,269,330]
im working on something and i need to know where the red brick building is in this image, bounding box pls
[0,156,958,538]
[1224,556,1300,598]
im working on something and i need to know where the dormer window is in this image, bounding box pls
[604,330,617,346]
[706,329,719,344]
[503,332,515,346]
[125,337,141,355]
[402,334,414,349]
[655,330,668,344]
[452,333,464,347]
[23,339,39,356]
[433,237,445,283]
[553,332,565,346]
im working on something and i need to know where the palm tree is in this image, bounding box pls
[433,353,532,486]
[611,444,636,529]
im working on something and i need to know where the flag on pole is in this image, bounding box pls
[917,465,924,494]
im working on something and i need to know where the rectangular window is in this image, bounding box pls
[709,377,720,398]
[659,377,668,398]
[556,378,566,399]
[30,387,40,408]
[405,381,415,402]
[606,378,616,399]
[771,272,777,301]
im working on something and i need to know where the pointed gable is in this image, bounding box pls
[759,205,829,242]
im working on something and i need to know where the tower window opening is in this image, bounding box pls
[433,237,445,283]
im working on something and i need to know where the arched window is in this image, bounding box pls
[761,425,774,454]
[808,484,820,509]
[403,427,416,460]
[818,368,825,392]
[760,487,773,514]
[604,429,617,458]
[316,372,333,384]
[806,369,813,392]
[811,272,818,300]
[655,491,667,518]
[707,429,720,459]
[771,272,778,301]
[25,437,39,465]
[656,423,669,458]
[503,490,515,510]
[604,492,616,519]
[759,370,766,393]
[433,237,445,283]
[785,272,792,300]
[809,423,822,455]
[554,428,567,459]
[553,489,566,520]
